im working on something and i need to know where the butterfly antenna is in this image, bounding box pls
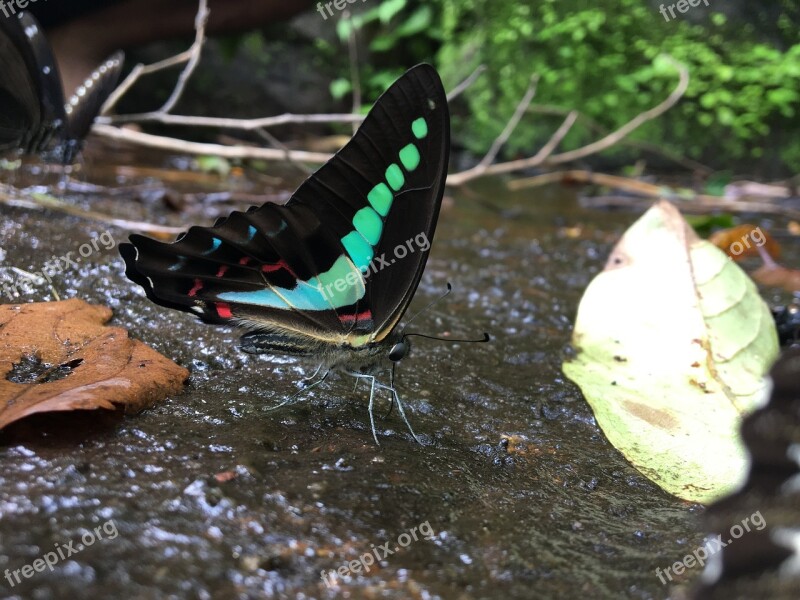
[399,282,453,335]
[404,332,491,344]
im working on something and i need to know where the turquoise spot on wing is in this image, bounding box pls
[412,117,428,139]
[352,207,382,246]
[367,183,393,217]
[202,238,222,255]
[399,143,420,171]
[341,231,373,271]
[385,164,404,191]
[247,225,257,241]
[218,255,363,310]
[267,220,287,237]
[168,257,186,271]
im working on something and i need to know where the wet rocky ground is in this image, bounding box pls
[0,151,788,599]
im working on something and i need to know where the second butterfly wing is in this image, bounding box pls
[0,12,65,154]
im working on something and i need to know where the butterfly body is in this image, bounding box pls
[122,64,449,441]
[0,12,123,162]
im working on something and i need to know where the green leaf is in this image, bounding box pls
[394,5,433,38]
[378,0,407,24]
[563,201,779,504]
[336,17,353,43]
[330,78,352,100]
[194,156,231,177]
[704,171,733,197]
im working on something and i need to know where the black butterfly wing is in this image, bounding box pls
[64,50,124,142]
[291,63,449,340]
[0,12,65,154]
[692,348,800,597]
[121,64,449,349]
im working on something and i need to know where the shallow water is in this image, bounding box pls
[0,156,728,599]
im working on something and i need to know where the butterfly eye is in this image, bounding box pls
[388,341,409,362]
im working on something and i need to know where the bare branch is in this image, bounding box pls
[158,0,209,114]
[447,57,690,186]
[479,75,539,170]
[446,64,486,102]
[0,187,187,234]
[93,123,333,163]
[101,0,209,116]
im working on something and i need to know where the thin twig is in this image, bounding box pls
[93,123,333,163]
[447,104,577,187]
[100,111,364,128]
[446,56,690,186]
[477,75,539,170]
[0,188,187,234]
[101,0,209,117]
[526,104,713,174]
[100,62,489,128]
[255,128,313,174]
[446,65,486,102]
[345,10,361,135]
[158,0,209,114]
[582,195,800,221]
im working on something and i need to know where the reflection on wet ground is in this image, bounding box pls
[0,152,718,599]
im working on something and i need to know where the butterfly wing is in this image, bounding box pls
[0,12,65,154]
[121,64,449,349]
[693,348,800,596]
[63,51,124,143]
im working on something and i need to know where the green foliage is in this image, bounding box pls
[331,0,799,173]
[328,0,442,105]
[431,0,800,171]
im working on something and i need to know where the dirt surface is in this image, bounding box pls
[1,154,785,599]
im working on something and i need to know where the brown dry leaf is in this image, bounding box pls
[708,224,780,261]
[0,299,188,429]
[752,261,800,292]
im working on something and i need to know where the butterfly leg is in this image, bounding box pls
[391,387,422,445]
[301,363,324,385]
[374,381,422,445]
[266,370,329,412]
[345,371,381,444]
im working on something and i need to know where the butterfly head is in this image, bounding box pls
[388,336,411,363]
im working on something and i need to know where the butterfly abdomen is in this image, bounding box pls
[240,332,319,356]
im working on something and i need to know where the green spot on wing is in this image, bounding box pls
[367,183,393,217]
[385,164,404,191]
[399,143,420,171]
[341,231,374,272]
[316,254,365,306]
[412,117,428,139]
[353,207,383,246]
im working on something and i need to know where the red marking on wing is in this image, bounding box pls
[188,278,203,297]
[261,259,296,277]
[215,302,232,319]
[339,309,373,323]
[216,265,229,277]
[239,257,250,266]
